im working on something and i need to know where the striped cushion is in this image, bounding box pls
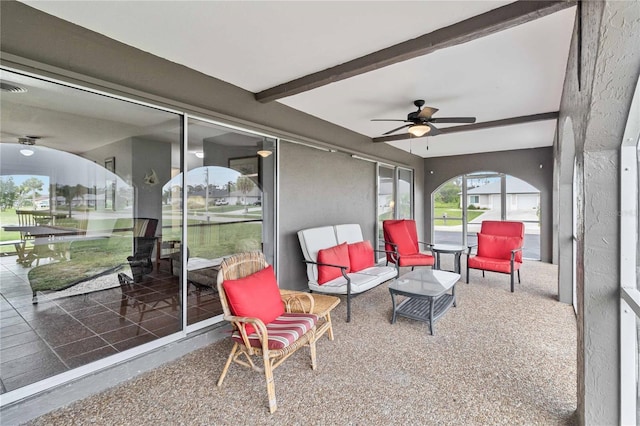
[232,313,317,350]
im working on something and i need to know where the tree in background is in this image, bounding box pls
[20,177,44,208]
[56,184,80,217]
[236,176,255,213]
[435,181,461,205]
[0,177,19,211]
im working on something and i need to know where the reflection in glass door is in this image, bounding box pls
[397,168,413,219]
[0,68,183,395]
[184,118,275,325]
[377,164,395,257]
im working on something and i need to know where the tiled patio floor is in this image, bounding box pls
[0,255,221,393]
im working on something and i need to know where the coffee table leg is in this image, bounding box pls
[389,290,397,324]
[429,297,435,335]
[453,285,457,308]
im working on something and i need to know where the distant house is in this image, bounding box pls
[463,176,540,211]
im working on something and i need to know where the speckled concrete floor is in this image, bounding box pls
[26,260,577,425]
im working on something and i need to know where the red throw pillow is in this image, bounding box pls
[348,241,375,272]
[384,220,417,255]
[222,265,284,335]
[477,234,523,262]
[317,242,350,284]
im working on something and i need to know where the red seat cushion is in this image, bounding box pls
[223,265,284,335]
[476,234,523,262]
[468,256,521,274]
[398,253,434,267]
[232,313,318,350]
[317,242,350,284]
[348,241,375,272]
[384,220,418,255]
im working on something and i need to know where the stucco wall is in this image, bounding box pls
[556,1,640,424]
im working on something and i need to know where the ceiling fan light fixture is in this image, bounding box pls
[408,124,431,137]
[18,136,38,156]
[257,149,272,158]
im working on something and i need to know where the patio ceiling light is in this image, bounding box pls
[18,136,37,157]
[407,124,431,137]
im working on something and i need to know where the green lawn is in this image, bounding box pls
[433,204,485,226]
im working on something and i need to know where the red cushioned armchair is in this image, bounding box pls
[383,219,435,270]
[466,220,524,292]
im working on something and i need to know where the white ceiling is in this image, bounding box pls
[22,1,576,158]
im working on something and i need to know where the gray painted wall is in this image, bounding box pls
[423,147,554,263]
[278,141,379,290]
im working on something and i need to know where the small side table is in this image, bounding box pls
[280,290,340,341]
[431,244,466,274]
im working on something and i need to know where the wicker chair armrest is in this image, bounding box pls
[225,314,268,350]
[280,291,315,314]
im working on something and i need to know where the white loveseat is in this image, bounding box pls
[298,223,398,322]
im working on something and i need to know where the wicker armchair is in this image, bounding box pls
[216,251,319,414]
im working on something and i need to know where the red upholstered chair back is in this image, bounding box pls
[478,221,525,262]
[480,220,524,238]
[383,219,419,262]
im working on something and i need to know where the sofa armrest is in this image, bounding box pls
[303,259,349,272]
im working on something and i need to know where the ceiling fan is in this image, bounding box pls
[371,99,476,137]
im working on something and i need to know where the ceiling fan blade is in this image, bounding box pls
[371,119,408,122]
[427,123,442,136]
[417,106,439,119]
[430,117,476,124]
[383,124,411,135]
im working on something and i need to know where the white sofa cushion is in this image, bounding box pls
[356,265,398,282]
[308,271,382,294]
[298,226,338,283]
[334,223,364,244]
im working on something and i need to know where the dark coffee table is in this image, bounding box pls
[388,269,460,335]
